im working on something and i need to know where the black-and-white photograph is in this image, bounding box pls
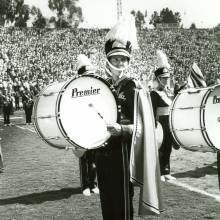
[0,0,220,219]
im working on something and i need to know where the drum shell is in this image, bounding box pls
[34,82,72,149]
[169,87,218,152]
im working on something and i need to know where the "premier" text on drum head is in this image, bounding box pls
[213,95,220,104]
[72,87,101,98]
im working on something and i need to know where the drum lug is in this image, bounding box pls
[59,89,65,94]
[65,136,71,141]
[101,142,108,147]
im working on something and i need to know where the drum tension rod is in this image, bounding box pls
[38,115,56,119]
[43,92,56,97]
[175,128,202,131]
[46,136,61,140]
[175,106,201,110]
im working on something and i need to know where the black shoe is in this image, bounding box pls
[173,143,180,150]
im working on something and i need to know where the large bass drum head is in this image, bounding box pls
[204,85,220,151]
[57,75,118,150]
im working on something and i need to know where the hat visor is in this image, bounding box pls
[107,49,130,59]
[78,70,95,75]
[158,72,170,78]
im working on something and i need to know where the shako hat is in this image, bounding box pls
[105,16,138,60]
[154,50,171,78]
[76,54,95,75]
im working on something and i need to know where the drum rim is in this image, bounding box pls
[201,85,220,152]
[169,92,182,147]
[56,73,120,150]
[33,84,67,149]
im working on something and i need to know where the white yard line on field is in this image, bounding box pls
[168,179,220,202]
[0,116,23,120]
[16,125,36,133]
[0,118,36,133]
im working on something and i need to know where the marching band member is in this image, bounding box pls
[76,54,99,196]
[1,91,13,126]
[94,17,137,220]
[22,88,34,125]
[150,50,176,182]
[95,18,162,220]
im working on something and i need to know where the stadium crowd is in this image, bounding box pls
[0,27,219,120]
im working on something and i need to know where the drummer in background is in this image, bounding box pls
[94,17,139,220]
[150,50,176,182]
[76,54,99,196]
[21,87,34,125]
[1,91,14,126]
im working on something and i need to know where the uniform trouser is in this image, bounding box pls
[0,142,3,169]
[159,116,173,175]
[15,98,19,110]
[79,150,97,190]
[3,107,10,124]
[24,105,33,123]
[95,144,134,220]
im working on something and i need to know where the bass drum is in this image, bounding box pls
[169,85,220,153]
[33,74,119,152]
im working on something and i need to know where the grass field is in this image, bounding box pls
[0,111,220,220]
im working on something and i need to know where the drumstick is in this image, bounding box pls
[88,103,107,125]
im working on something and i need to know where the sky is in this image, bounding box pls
[24,0,220,28]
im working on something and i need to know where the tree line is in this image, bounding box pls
[0,0,82,28]
[0,0,219,29]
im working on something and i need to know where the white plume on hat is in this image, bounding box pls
[156,50,170,69]
[105,15,139,50]
[77,54,93,70]
[76,54,96,75]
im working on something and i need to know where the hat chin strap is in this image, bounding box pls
[105,59,128,79]
[156,77,169,90]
